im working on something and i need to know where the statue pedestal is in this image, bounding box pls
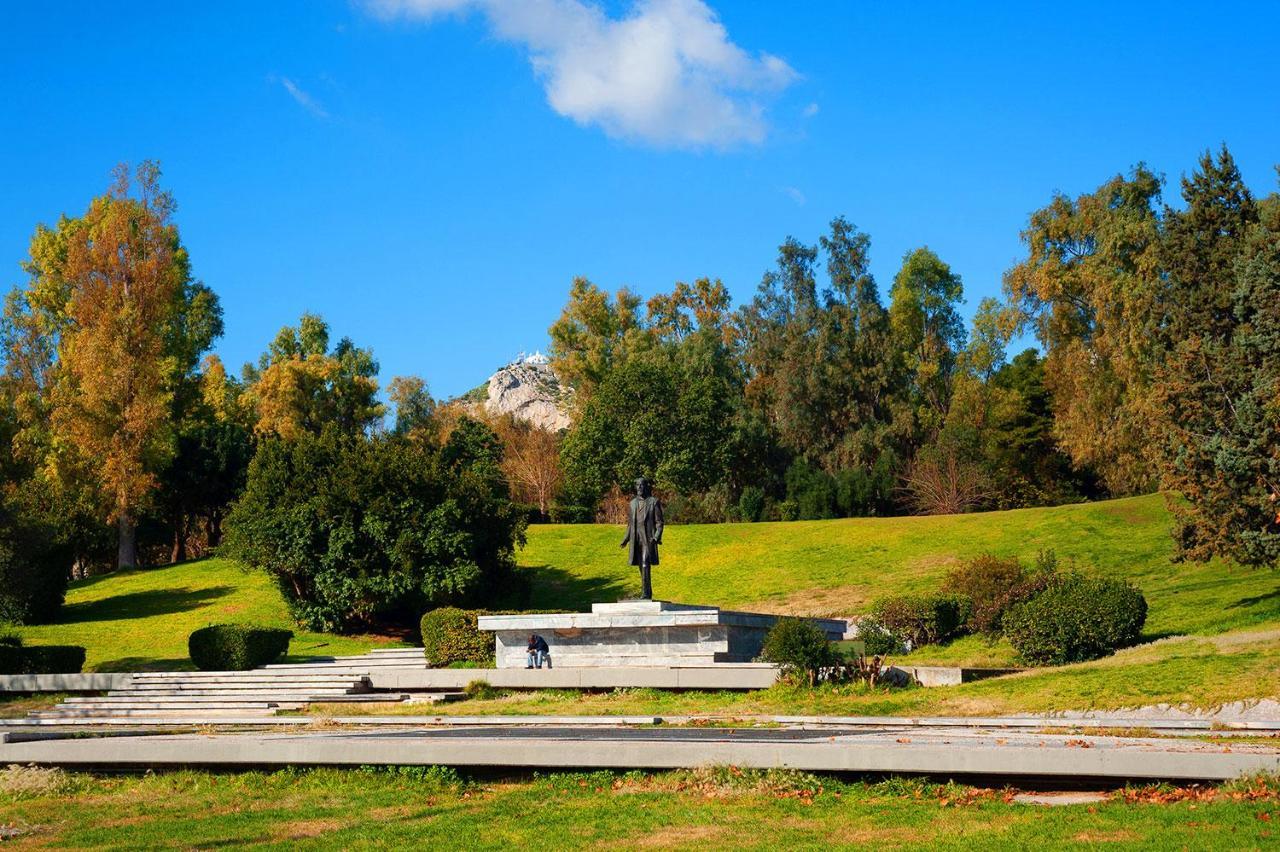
[477,600,847,669]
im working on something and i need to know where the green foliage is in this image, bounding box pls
[221,427,525,632]
[0,642,85,674]
[187,624,292,671]
[760,617,839,686]
[941,552,1055,636]
[0,491,73,624]
[868,594,970,647]
[420,608,493,667]
[853,619,903,656]
[737,486,765,522]
[1155,148,1280,567]
[1003,573,1148,665]
[463,679,501,700]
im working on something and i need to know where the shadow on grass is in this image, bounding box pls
[59,586,235,624]
[516,564,630,611]
[94,656,193,673]
[1227,586,1280,611]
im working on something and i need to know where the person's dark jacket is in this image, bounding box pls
[527,635,548,653]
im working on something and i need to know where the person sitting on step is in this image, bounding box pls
[526,634,551,669]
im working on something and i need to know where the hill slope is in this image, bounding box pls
[15,559,405,672]
[518,493,1280,645]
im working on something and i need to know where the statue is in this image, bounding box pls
[620,476,663,600]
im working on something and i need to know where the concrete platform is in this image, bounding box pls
[479,600,847,668]
[367,665,782,690]
[3,725,1276,781]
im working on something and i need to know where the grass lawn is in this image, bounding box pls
[1,766,1277,850]
[13,558,407,672]
[520,493,1280,669]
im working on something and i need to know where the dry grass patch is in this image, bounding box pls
[609,823,728,849]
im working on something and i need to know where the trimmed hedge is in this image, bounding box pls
[0,641,86,674]
[420,607,562,667]
[421,608,494,667]
[188,624,293,671]
[1003,573,1148,665]
[868,593,971,647]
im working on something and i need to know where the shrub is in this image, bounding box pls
[853,618,904,656]
[737,486,766,523]
[188,624,293,671]
[868,594,971,647]
[942,553,1056,636]
[0,642,85,674]
[784,461,838,520]
[777,500,799,522]
[0,497,73,625]
[421,608,494,667]
[464,679,501,700]
[1002,573,1148,665]
[221,424,526,632]
[549,503,594,524]
[761,617,839,686]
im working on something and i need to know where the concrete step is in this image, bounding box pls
[66,694,364,704]
[115,685,366,690]
[29,707,290,718]
[39,702,302,712]
[131,674,370,683]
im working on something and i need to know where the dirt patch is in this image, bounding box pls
[607,824,727,849]
[742,586,868,618]
[270,819,345,840]
[1072,829,1139,843]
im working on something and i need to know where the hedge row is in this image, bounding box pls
[859,554,1148,667]
[420,608,561,667]
[0,641,85,674]
[867,593,970,648]
[188,624,293,671]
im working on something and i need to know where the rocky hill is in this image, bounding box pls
[472,353,572,432]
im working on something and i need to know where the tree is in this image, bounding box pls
[5,163,223,568]
[889,247,966,438]
[388,375,437,438]
[222,429,525,631]
[243,313,383,439]
[548,278,648,398]
[1156,163,1280,566]
[1003,167,1163,494]
[492,415,563,516]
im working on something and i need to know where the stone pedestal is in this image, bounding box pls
[477,601,848,669]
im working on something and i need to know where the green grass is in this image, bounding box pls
[13,558,407,672]
[1,766,1277,849]
[520,493,1280,669]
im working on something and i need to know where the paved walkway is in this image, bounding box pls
[3,722,1277,782]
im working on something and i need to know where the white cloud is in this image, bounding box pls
[782,186,805,206]
[279,77,330,119]
[802,101,819,118]
[364,0,799,149]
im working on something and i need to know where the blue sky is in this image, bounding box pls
[2,1,1278,398]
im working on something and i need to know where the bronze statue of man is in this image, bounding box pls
[620,476,663,600]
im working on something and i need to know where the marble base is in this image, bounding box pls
[477,601,848,669]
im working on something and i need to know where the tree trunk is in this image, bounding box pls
[117,514,138,570]
[170,512,187,564]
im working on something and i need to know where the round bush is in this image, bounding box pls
[1003,574,1147,666]
[188,624,293,671]
[761,617,839,686]
[421,607,494,667]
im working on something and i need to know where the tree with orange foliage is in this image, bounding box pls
[18,162,223,568]
[491,414,563,516]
